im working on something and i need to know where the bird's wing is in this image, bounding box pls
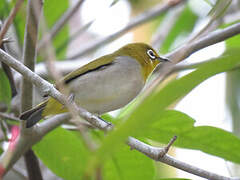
[62,54,115,84]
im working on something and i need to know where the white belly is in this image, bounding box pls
[68,56,145,114]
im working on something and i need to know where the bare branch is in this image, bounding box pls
[0,112,20,121]
[0,0,24,46]
[24,149,43,180]
[127,137,238,180]
[0,11,240,180]
[166,22,240,62]
[0,48,111,131]
[21,0,42,127]
[0,44,18,98]
[20,0,43,179]
[38,0,85,50]
[67,0,186,59]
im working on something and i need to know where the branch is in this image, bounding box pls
[20,0,43,179]
[0,46,237,179]
[127,137,239,180]
[166,22,240,62]
[0,0,24,46]
[0,41,18,98]
[0,48,111,131]
[37,0,85,51]
[0,112,20,122]
[0,11,240,180]
[24,149,43,180]
[21,0,42,121]
[67,0,186,59]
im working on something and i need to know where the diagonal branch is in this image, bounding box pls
[127,137,238,180]
[67,0,186,59]
[0,48,111,131]
[0,15,240,180]
[0,112,20,122]
[166,22,240,62]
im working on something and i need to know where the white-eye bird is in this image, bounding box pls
[20,43,169,127]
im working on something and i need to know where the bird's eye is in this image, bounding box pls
[147,49,156,60]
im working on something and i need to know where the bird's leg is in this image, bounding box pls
[67,93,113,129]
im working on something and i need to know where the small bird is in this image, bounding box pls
[20,43,169,127]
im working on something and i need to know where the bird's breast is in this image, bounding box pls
[67,56,145,114]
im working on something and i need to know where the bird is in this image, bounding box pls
[20,43,169,128]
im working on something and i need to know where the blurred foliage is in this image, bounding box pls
[146,111,240,164]
[0,0,10,19]
[159,5,198,53]
[1,0,240,179]
[224,14,240,176]
[34,127,155,180]
[103,145,155,180]
[1,0,69,59]
[157,179,190,180]
[0,69,11,110]
[86,49,240,173]
[128,0,158,10]
[33,127,90,180]
[43,0,69,59]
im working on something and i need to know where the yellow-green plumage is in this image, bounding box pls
[20,43,168,127]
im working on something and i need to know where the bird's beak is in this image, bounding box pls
[157,56,170,62]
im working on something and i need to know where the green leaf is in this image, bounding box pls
[33,127,90,180]
[0,0,10,19]
[157,179,190,180]
[103,145,155,180]
[225,33,240,49]
[0,69,11,108]
[12,1,27,46]
[43,0,69,59]
[0,147,3,155]
[145,110,240,164]
[160,5,198,53]
[88,49,240,170]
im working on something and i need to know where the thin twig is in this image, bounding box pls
[0,48,110,131]
[0,39,18,97]
[0,18,240,180]
[38,0,85,51]
[0,21,18,98]
[145,22,240,100]
[127,137,238,180]
[187,1,231,43]
[0,0,24,46]
[166,22,240,63]
[0,112,20,121]
[67,0,186,59]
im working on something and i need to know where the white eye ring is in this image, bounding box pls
[147,49,156,60]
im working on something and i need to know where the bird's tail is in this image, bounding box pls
[20,100,48,128]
